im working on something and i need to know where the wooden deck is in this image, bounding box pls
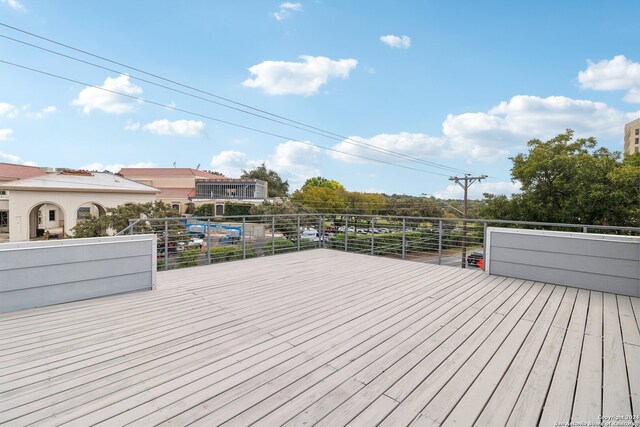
[0,249,638,426]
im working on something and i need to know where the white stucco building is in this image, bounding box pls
[0,171,158,242]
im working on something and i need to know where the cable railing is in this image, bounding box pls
[117,214,639,271]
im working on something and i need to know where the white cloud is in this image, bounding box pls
[142,119,206,138]
[434,181,521,200]
[123,120,140,131]
[243,55,358,96]
[329,95,639,164]
[0,103,18,118]
[0,151,35,165]
[380,35,411,49]
[210,141,320,189]
[273,2,302,20]
[0,129,13,141]
[328,132,447,164]
[72,74,143,114]
[268,140,320,187]
[79,161,156,173]
[444,95,638,160]
[578,55,640,103]
[1,0,26,11]
[210,150,248,178]
[26,105,58,119]
[624,87,640,104]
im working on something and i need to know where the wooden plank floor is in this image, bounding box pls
[0,249,638,426]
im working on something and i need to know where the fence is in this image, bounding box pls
[116,214,638,272]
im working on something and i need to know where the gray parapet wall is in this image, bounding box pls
[486,227,640,297]
[0,234,157,313]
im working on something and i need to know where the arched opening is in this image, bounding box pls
[28,202,66,240]
[76,202,107,220]
[215,204,224,216]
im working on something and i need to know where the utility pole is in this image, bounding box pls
[449,174,487,268]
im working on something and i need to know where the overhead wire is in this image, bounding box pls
[0,22,473,175]
[0,58,457,177]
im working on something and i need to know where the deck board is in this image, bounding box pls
[0,249,637,426]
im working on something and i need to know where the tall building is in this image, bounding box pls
[624,118,640,155]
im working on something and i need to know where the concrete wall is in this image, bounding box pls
[0,234,157,313]
[486,227,640,297]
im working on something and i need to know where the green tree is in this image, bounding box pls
[71,201,186,238]
[301,177,346,191]
[480,130,640,227]
[241,163,289,197]
[194,203,215,217]
[291,186,347,213]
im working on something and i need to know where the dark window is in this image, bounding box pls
[636,137,639,144]
[0,211,7,227]
[171,204,180,211]
[636,128,639,135]
[77,207,91,219]
[49,210,56,221]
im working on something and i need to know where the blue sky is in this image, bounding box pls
[0,0,639,198]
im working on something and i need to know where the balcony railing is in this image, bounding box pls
[116,214,639,271]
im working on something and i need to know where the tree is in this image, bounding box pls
[194,203,215,217]
[480,130,640,227]
[71,201,186,238]
[291,186,347,213]
[301,177,346,191]
[241,163,289,197]
[184,202,196,214]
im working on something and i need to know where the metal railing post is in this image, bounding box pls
[438,219,443,265]
[242,217,246,259]
[320,215,325,248]
[207,219,211,264]
[129,219,134,235]
[297,215,301,252]
[371,217,375,256]
[402,218,406,260]
[344,217,348,252]
[482,222,487,271]
[583,226,588,233]
[164,220,169,271]
[271,216,275,255]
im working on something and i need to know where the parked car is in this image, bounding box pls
[300,228,321,242]
[467,252,483,267]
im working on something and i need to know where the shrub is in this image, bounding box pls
[209,245,257,263]
[176,248,201,268]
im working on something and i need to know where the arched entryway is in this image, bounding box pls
[76,202,107,220]
[28,202,66,240]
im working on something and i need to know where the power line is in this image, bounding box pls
[0,58,457,178]
[0,22,472,175]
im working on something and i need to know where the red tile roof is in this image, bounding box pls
[0,163,46,181]
[119,168,226,179]
[157,188,196,198]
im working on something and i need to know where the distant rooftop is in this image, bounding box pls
[0,162,45,181]
[157,187,196,198]
[0,171,159,193]
[119,168,226,180]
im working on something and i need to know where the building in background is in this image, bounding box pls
[119,168,268,215]
[118,168,225,213]
[0,170,158,242]
[624,118,640,155]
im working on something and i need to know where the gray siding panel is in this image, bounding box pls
[490,247,638,279]
[0,272,152,313]
[0,235,156,313]
[0,240,151,270]
[491,232,637,261]
[487,228,640,297]
[490,261,638,297]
